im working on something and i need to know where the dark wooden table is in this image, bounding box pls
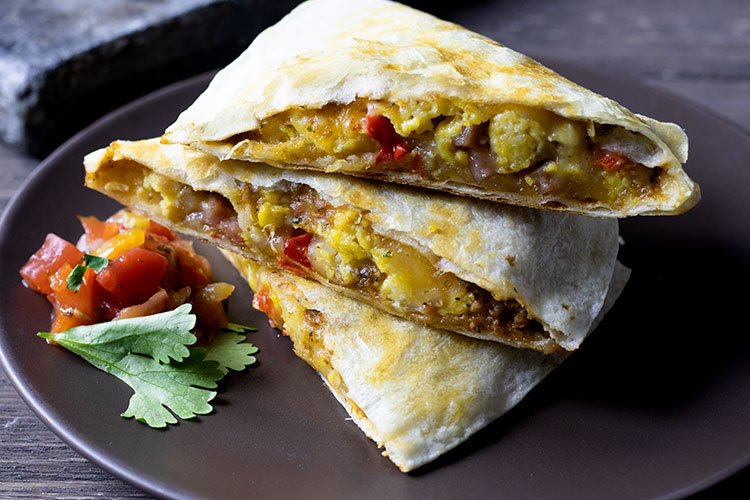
[1,0,748,498]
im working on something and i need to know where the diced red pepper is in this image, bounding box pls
[285,232,313,267]
[95,247,168,307]
[20,234,84,295]
[366,114,410,163]
[594,151,631,172]
[279,230,313,275]
[253,286,283,330]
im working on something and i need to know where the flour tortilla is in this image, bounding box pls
[84,139,621,351]
[163,0,698,216]
[224,254,629,472]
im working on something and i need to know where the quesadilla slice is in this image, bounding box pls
[163,0,699,217]
[84,139,621,353]
[223,253,629,472]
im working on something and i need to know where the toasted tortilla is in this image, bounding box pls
[85,139,622,352]
[163,0,698,217]
[224,253,630,472]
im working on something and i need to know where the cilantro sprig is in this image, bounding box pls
[66,254,109,292]
[204,331,259,375]
[38,304,257,428]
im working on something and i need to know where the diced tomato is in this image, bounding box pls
[22,210,234,339]
[148,220,177,241]
[366,114,410,163]
[20,234,84,295]
[96,288,122,321]
[48,262,100,322]
[45,262,101,333]
[594,151,631,172]
[253,286,283,329]
[96,247,168,307]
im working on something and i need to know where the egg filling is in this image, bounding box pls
[225,99,662,210]
[89,160,554,350]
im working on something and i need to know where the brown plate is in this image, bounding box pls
[0,63,748,499]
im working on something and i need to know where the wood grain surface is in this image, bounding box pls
[1,0,748,498]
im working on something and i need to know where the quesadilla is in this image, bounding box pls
[84,139,621,353]
[223,253,629,472]
[163,0,699,217]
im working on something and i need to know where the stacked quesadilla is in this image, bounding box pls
[82,0,697,472]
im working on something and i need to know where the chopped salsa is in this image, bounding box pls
[20,209,234,340]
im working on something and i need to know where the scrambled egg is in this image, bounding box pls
[250,104,373,160]
[249,98,592,182]
[91,160,484,320]
[255,194,475,316]
[257,188,293,228]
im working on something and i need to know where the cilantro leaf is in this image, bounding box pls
[203,332,258,375]
[119,349,223,427]
[62,341,222,428]
[226,322,257,333]
[84,253,109,272]
[65,265,87,292]
[40,304,196,364]
[37,304,259,428]
[38,305,218,427]
[66,254,109,292]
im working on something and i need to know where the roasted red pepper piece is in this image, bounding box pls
[252,286,283,330]
[366,114,410,163]
[594,151,631,172]
[279,230,313,275]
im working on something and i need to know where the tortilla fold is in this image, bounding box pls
[163,0,699,217]
[223,253,629,472]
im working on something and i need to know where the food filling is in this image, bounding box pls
[91,161,553,349]
[228,99,662,209]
